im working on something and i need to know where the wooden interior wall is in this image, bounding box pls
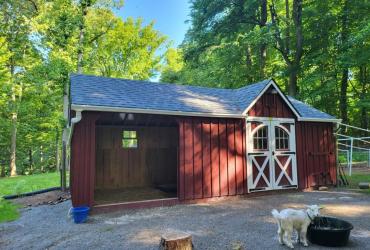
[70,112,100,207]
[248,86,295,118]
[295,122,337,189]
[178,118,246,200]
[95,126,178,189]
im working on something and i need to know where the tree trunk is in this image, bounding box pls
[270,0,302,96]
[77,24,85,73]
[40,145,44,172]
[340,68,349,124]
[10,97,17,177]
[288,65,298,97]
[246,44,253,82]
[61,141,67,191]
[259,0,267,79]
[289,0,303,97]
[339,0,349,124]
[0,162,5,177]
[29,148,33,174]
[77,1,91,73]
[359,65,368,134]
[56,130,60,171]
[285,0,290,56]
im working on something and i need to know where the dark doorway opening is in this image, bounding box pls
[94,113,178,204]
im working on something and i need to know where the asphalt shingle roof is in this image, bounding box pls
[70,74,337,120]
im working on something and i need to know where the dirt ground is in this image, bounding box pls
[1,190,370,250]
[11,190,70,207]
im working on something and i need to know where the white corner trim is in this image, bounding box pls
[71,104,245,119]
[242,79,301,119]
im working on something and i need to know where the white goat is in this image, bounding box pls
[271,205,321,249]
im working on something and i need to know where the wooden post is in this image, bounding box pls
[159,232,192,250]
[61,140,67,191]
[56,130,60,171]
[349,137,353,176]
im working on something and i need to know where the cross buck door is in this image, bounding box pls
[246,118,298,192]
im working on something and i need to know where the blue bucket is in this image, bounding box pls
[71,206,90,223]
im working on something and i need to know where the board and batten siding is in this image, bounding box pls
[177,118,246,200]
[296,122,337,189]
[70,112,99,207]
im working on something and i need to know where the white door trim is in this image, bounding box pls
[246,117,298,193]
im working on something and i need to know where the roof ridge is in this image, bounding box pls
[71,73,271,93]
[71,73,236,92]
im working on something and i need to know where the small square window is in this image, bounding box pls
[122,130,138,148]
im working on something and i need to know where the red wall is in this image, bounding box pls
[296,122,337,189]
[70,92,337,206]
[70,112,99,207]
[178,118,246,200]
[248,86,295,118]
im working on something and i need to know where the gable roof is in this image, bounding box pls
[70,74,340,122]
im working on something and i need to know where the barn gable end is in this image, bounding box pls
[247,86,296,118]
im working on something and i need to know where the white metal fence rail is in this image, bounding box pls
[335,123,370,176]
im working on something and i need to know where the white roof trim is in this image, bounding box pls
[242,79,301,119]
[71,104,244,118]
[297,117,342,123]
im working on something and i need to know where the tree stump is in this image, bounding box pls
[159,232,193,250]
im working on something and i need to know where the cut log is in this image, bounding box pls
[159,232,192,250]
[359,182,370,189]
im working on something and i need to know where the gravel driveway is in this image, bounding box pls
[1,190,369,249]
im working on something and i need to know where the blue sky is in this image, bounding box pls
[115,0,191,47]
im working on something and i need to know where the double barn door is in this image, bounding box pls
[247,118,298,192]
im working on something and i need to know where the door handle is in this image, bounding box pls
[272,151,275,155]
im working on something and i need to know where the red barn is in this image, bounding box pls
[69,74,340,211]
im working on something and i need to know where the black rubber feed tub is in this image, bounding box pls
[307,216,354,247]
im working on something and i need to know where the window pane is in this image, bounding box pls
[275,127,289,150]
[253,126,268,150]
[122,130,138,148]
[123,130,137,139]
[122,139,138,148]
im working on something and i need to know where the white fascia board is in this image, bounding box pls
[242,79,301,119]
[246,116,295,123]
[297,117,342,123]
[71,104,245,119]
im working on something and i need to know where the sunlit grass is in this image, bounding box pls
[346,172,370,194]
[0,172,64,223]
[0,200,20,223]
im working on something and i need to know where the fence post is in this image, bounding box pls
[349,137,353,176]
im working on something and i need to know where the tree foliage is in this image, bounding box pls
[161,0,369,133]
[0,0,167,176]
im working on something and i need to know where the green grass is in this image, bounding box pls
[0,201,20,222]
[0,172,61,223]
[346,172,370,194]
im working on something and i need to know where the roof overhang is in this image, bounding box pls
[297,117,342,123]
[71,104,245,119]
